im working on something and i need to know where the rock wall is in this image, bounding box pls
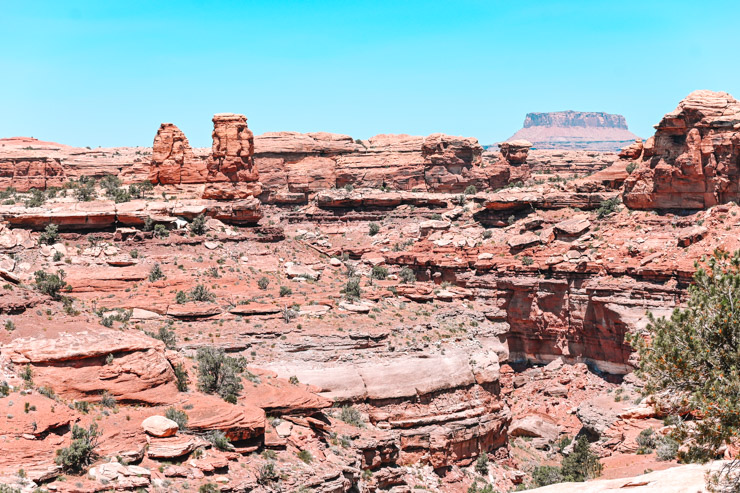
[623,90,740,210]
[0,157,66,192]
[149,123,207,185]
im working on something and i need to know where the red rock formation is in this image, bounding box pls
[149,123,207,185]
[202,113,261,199]
[623,90,740,209]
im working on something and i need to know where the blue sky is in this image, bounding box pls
[1,1,739,147]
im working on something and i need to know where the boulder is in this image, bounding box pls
[509,414,560,441]
[141,415,179,438]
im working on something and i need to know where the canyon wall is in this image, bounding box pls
[623,90,740,209]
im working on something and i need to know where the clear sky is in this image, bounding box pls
[2,1,739,147]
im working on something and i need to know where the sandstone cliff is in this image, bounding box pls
[623,90,740,209]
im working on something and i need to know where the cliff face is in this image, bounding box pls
[507,111,641,151]
[523,111,629,129]
[623,90,740,210]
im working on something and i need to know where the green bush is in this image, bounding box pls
[399,266,416,284]
[34,270,68,299]
[148,263,164,282]
[475,453,488,475]
[297,449,313,464]
[596,197,621,218]
[630,250,740,456]
[153,224,169,238]
[257,277,270,290]
[25,189,46,207]
[71,177,96,202]
[189,214,207,235]
[55,424,99,473]
[464,185,478,195]
[173,363,189,392]
[208,430,233,451]
[626,162,637,174]
[636,428,657,453]
[190,284,215,302]
[532,465,563,487]
[371,265,388,280]
[656,437,679,461]
[165,407,188,431]
[279,285,292,297]
[561,435,602,482]
[196,347,244,403]
[199,484,218,493]
[258,461,279,484]
[175,290,188,304]
[339,405,363,427]
[343,277,361,301]
[368,222,380,236]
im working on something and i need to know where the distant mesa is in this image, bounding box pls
[505,110,641,152]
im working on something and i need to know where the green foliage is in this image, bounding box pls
[464,185,477,195]
[297,449,313,464]
[39,224,60,246]
[173,363,189,392]
[343,277,361,301]
[196,347,245,403]
[20,364,33,384]
[596,197,621,218]
[560,435,602,482]
[100,175,131,203]
[150,326,177,349]
[532,465,563,487]
[636,428,657,454]
[257,277,270,290]
[165,407,188,431]
[100,391,116,408]
[279,285,292,297]
[190,284,215,302]
[55,423,99,473]
[148,263,164,282]
[626,161,637,174]
[143,216,154,231]
[153,223,169,238]
[368,222,380,236]
[199,484,218,493]
[338,405,363,427]
[189,214,207,235]
[38,386,55,399]
[371,265,388,280]
[522,256,534,266]
[630,249,740,454]
[71,177,96,202]
[34,270,69,299]
[474,453,488,475]
[24,189,46,208]
[399,266,416,284]
[175,290,188,304]
[656,437,679,461]
[0,381,9,397]
[258,461,279,484]
[208,430,233,451]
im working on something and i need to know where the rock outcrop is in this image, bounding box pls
[623,90,740,209]
[149,123,207,185]
[506,111,641,151]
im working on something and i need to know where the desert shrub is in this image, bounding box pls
[656,437,679,461]
[636,428,657,453]
[153,223,169,238]
[343,277,362,301]
[532,465,563,487]
[371,265,388,280]
[279,285,292,297]
[257,277,270,290]
[143,216,154,231]
[399,266,416,284]
[464,185,477,195]
[208,430,233,451]
[150,326,177,349]
[297,449,313,464]
[626,162,637,174]
[475,453,488,475]
[173,363,189,392]
[189,214,207,235]
[34,270,68,299]
[630,249,740,469]
[196,347,244,403]
[190,284,215,302]
[175,290,188,304]
[199,484,218,493]
[339,405,363,426]
[0,381,9,397]
[100,391,116,408]
[38,386,55,399]
[71,177,96,202]
[596,197,621,218]
[560,435,602,482]
[522,256,534,266]
[368,222,380,236]
[24,189,46,207]
[55,423,99,473]
[148,263,164,282]
[258,461,279,484]
[165,407,188,431]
